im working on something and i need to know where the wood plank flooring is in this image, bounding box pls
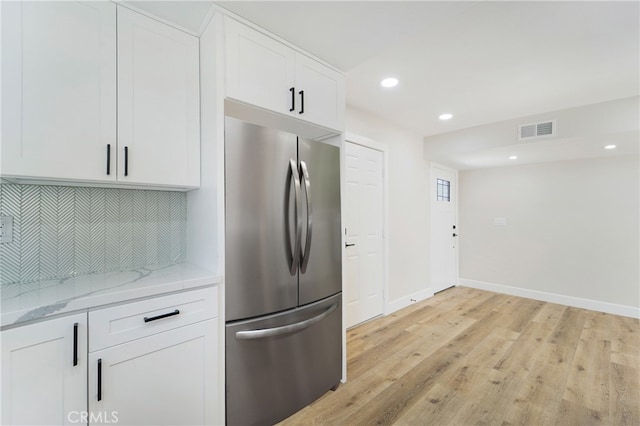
[278,287,639,425]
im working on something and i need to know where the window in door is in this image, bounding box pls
[436,178,450,202]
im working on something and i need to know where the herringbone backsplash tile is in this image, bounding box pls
[0,184,187,286]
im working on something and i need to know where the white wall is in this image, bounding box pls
[345,106,432,309]
[186,14,223,273]
[458,156,639,315]
[186,14,226,423]
[423,96,639,170]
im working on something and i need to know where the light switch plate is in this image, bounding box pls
[493,217,507,226]
[0,216,14,243]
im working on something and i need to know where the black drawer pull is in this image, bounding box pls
[97,359,102,401]
[289,87,295,112]
[144,309,180,323]
[106,144,111,175]
[299,90,304,114]
[73,322,79,366]
[124,146,129,176]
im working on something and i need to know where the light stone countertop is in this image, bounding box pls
[1,263,220,328]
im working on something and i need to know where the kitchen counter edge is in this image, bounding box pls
[1,263,221,329]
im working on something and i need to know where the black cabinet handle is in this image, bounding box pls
[289,87,295,112]
[124,146,129,176]
[73,322,78,367]
[345,243,355,247]
[106,144,111,175]
[144,309,180,323]
[299,90,304,114]
[97,359,102,401]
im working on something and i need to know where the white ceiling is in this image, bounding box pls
[128,1,639,167]
[120,1,215,33]
[215,1,639,138]
[423,96,640,170]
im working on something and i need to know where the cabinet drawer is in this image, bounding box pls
[89,287,217,352]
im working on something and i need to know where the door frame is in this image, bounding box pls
[344,132,390,317]
[430,162,459,291]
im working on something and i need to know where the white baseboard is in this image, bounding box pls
[386,288,434,315]
[459,278,640,319]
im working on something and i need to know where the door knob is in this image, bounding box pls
[345,243,356,247]
[453,233,458,237]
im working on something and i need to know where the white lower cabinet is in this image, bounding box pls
[0,287,219,426]
[87,287,219,426]
[88,320,218,426]
[1,313,88,426]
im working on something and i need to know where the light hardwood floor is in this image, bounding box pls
[279,286,639,425]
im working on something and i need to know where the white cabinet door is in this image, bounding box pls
[117,7,200,188]
[224,18,345,132]
[88,319,218,426]
[224,18,295,116]
[1,1,116,182]
[294,53,345,131]
[1,314,88,426]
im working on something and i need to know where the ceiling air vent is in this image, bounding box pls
[518,120,556,140]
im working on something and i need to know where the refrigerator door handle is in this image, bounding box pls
[299,160,313,273]
[235,303,338,340]
[289,159,303,275]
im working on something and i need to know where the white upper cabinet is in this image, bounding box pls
[294,53,345,131]
[1,1,117,182]
[224,17,345,132]
[117,7,200,188]
[1,3,200,190]
[224,18,295,116]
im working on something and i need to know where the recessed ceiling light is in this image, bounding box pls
[438,113,453,120]
[380,77,398,88]
[509,155,518,160]
[604,144,616,150]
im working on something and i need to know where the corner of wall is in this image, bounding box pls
[459,278,640,319]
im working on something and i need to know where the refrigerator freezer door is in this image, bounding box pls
[298,139,342,306]
[225,293,342,426]
[225,117,299,321]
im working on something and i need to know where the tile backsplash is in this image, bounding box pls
[0,184,186,286]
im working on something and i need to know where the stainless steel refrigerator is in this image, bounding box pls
[224,117,342,426]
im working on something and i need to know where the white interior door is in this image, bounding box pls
[345,142,384,328]
[431,164,458,293]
